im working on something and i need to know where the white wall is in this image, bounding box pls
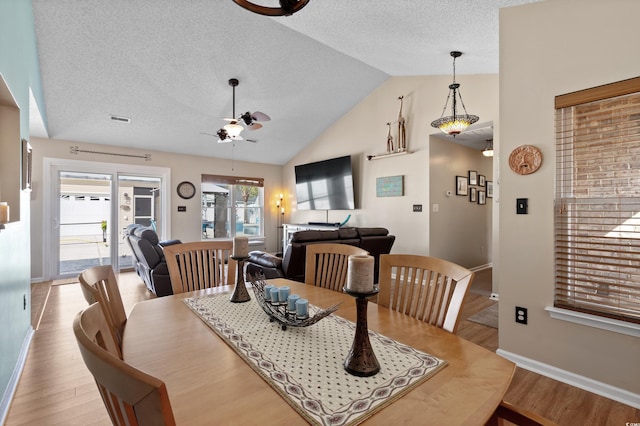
[283,74,498,267]
[499,0,640,395]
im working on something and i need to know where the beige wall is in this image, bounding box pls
[283,74,498,266]
[499,0,640,394]
[29,137,283,281]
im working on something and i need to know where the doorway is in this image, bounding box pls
[44,158,170,280]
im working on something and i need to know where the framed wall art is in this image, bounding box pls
[376,175,404,197]
[478,191,486,205]
[486,181,493,198]
[468,170,478,185]
[469,187,477,203]
[478,174,486,187]
[455,176,468,196]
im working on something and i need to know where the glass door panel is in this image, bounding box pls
[58,171,112,276]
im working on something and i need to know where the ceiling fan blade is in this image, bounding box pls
[246,138,259,143]
[200,132,217,137]
[218,138,232,144]
[251,111,271,122]
[247,122,263,131]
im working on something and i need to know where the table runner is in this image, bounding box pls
[183,292,446,426]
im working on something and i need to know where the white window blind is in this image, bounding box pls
[554,77,640,324]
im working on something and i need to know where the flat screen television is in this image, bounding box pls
[295,155,355,210]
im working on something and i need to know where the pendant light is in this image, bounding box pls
[232,0,310,16]
[482,139,494,157]
[431,51,479,136]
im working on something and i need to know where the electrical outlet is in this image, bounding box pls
[515,306,528,324]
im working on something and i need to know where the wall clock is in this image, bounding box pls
[508,145,543,175]
[177,181,196,199]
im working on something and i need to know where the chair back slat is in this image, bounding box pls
[164,241,237,294]
[74,303,176,425]
[305,243,369,291]
[378,254,474,333]
[79,265,127,358]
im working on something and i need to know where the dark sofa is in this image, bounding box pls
[125,224,181,296]
[246,227,395,283]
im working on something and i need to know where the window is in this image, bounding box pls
[554,77,640,324]
[201,174,264,240]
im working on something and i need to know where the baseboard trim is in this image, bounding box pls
[497,349,640,409]
[0,326,35,424]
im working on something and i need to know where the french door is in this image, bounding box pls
[44,158,170,280]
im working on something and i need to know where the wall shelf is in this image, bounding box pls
[367,151,411,161]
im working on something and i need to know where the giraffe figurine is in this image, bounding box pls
[386,122,394,153]
[397,96,406,152]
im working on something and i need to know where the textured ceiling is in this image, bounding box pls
[31,0,539,165]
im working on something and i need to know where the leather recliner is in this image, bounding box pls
[125,224,181,296]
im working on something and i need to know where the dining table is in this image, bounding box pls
[122,278,515,425]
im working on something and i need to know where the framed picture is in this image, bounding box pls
[376,175,404,197]
[22,139,32,192]
[468,170,478,186]
[478,175,486,187]
[455,176,468,196]
[469,187,477,203]
[478,191,486,205]
[486,181,494,198]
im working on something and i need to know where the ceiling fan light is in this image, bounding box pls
[482,148,494,157]
[224,122,244,138]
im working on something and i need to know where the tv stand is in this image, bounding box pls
[282,223,339,252]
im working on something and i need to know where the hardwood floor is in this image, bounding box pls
[6,271,639,425]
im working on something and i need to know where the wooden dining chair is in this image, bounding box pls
[74,303,176,426]
[79,265,127,357]
[377,254,474,333]
[487,400,558,426]
[164,241,237,294]
[304,243,369,291]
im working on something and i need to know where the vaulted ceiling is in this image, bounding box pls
[31,0,539,165]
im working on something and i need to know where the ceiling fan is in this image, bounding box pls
[203,78,270,144]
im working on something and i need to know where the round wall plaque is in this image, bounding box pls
[508,145,543,175]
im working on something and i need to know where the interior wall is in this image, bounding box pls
[429,136,493,267]
[499,0,640,394]
[29,137,283,281]
[0,0,41,416]
[283,74,498,268]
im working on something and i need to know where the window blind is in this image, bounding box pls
[554,77,640,324]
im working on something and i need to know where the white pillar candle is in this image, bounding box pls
[295,298,308,318]
[346,255,375,293]
[0,202,9,224]
[233,236,249,258]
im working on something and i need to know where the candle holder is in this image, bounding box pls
[343,286,380,377]
[247,275,341,330]
[230,256,251,303]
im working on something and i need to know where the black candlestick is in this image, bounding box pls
[230,256,251,303]
[343,287,380,377]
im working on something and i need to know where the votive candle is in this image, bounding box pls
[270,287,280,304]
[264,284,274,301]
[295,298,309,318]
[278,286,290,304]
[233,236,249,258]
[287,294,300,311]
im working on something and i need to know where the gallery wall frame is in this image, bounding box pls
[486,181,493,198]
[468,170,478,185]
[478,191,486,205]
[478,175,486,187]
[455,176,468,196]
[469,187,477,203]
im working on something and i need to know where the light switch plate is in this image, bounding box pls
[413,204,423,212]
[516,198,528,214]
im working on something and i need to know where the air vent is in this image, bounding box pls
[110,115,131,123]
